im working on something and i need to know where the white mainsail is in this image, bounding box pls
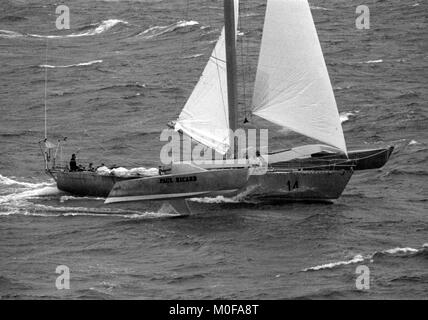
[175,0,239,155]
[252,0,347,153]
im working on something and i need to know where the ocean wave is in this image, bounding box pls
[38,60,103,69]
[0,29,24,39]
[372,246,426,259]
[0,186,60,205]
[363,59,383,64]
[75,288,113,300]
[302,245,427,272]
[0,174,59,208]
[0,19,128,40]
[0,174,52,189]
[182,53,204,59]
[309,6,332,11]
[0,179,183,219]
[137,20,199,39]
[0,205,182,219]
[0,15,27,22]
[409,140,420,145]
[302,254,365,271]
[382,247,419,255]
[96,82,148,92]
[384,168,428,177]
[339,112,356,124]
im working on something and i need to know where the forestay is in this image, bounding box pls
[252,0,347,153]
[175,0,239,155]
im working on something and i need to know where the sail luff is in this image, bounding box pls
[252,0,347,153]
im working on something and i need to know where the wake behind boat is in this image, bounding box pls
[40,0,393,211]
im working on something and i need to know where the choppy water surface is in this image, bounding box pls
[0,0,427,299]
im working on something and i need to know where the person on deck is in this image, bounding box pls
[248,150,268,169]
[248,150,268,175]
[69,154,78,172]
[255,150,267,167]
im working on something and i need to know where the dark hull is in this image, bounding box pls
[105,168,250,203]
[270,146,394,171]
[104,169,353,203]
[242,170,353,201]
[55,171,137,197]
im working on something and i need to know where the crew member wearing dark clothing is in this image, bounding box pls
[70,154,78,172]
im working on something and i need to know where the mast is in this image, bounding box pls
[44,39,48,139]
[224,0,238,157]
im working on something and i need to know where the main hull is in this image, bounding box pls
[105,168,250,203]
[104,169,353,204]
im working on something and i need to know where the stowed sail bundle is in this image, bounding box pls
[175,0,239,155]
[252,0,347,153]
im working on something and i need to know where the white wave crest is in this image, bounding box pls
[302,245,425,272]
[39,60,103,69]
[2,203,181,219]
[0,174,52,188]
[182,53,204,59]
[138,20,199,39]
[409,140,420,145]
[302,254,365,272]
[0,29,24,39]
[339,112,355,124]
[0,186,60,205]
[364,59,383,64]
[382,247,419,255]
[310,6,332,11]
[28,19,127,39]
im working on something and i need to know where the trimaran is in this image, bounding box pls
[40,0,393,213]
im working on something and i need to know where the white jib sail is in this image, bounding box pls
[252,0,347,153]
[175,0,239,155]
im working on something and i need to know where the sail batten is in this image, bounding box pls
[252,0,347,153]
